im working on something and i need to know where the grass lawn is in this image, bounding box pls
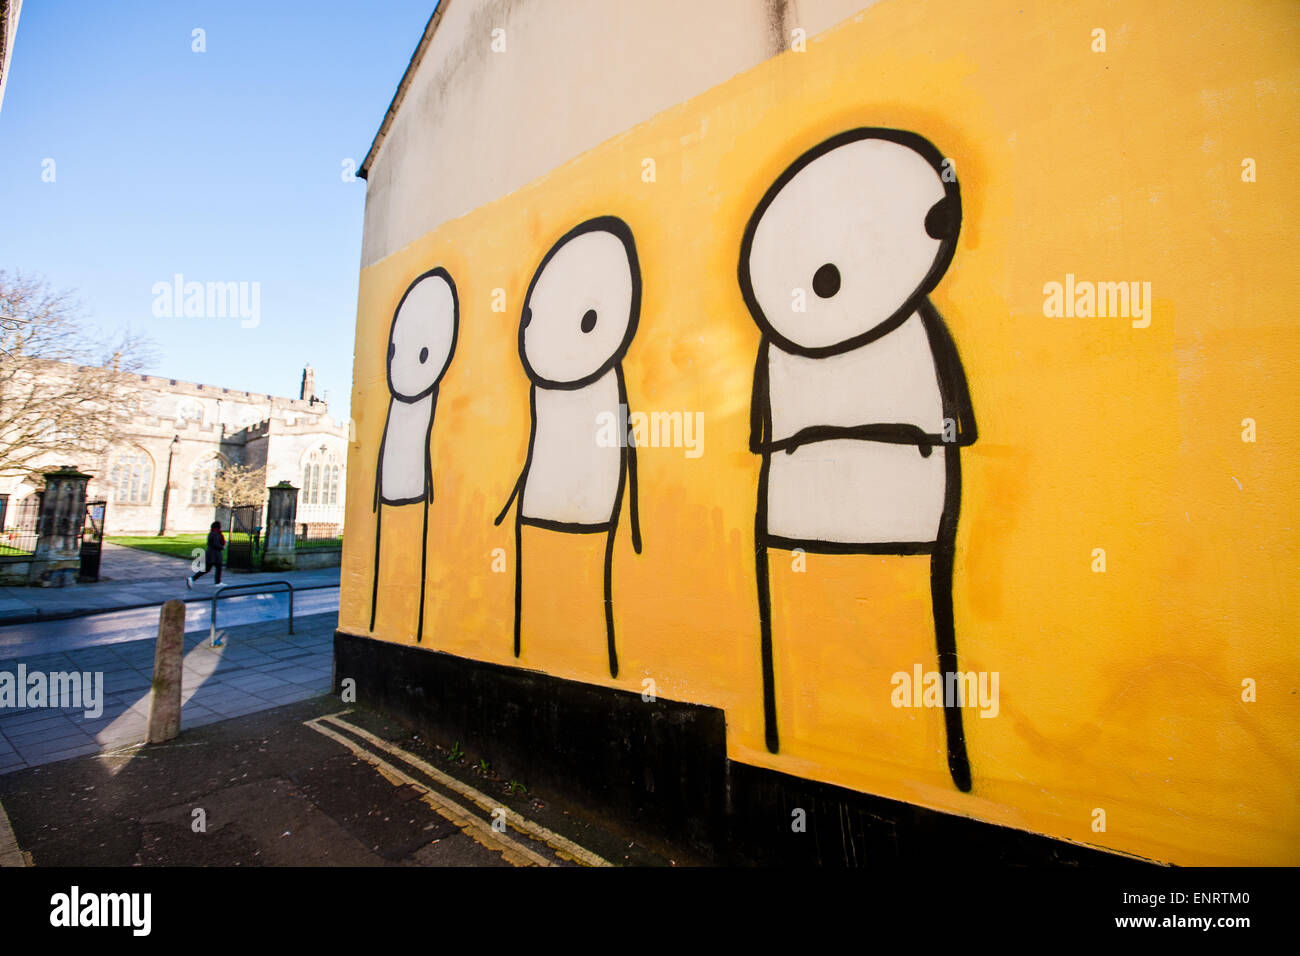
[105,534,210,560]
[295,536,343,550]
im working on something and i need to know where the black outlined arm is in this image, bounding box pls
[769,305,977,457]
[749,340,770,454]
[773,422,947,455]
[494,468,525,526]
[920,298,977,446]
[626,434,642,553]
[428,390,441,504]
[618,369,642,554]
[495,388,535,526]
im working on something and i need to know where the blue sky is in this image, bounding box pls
[0,0,438,423]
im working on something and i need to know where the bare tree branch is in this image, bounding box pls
[212,463,267,510]
[0,270,156,482]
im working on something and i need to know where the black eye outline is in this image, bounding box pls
[812,263,841,298]
[580,309,597,333]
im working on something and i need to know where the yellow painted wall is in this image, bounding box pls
[343,0,1300,865]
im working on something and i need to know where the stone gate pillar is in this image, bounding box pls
[263,480,298,571]
[28,466,91,587]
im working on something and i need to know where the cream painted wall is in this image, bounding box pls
[360,0,878,267]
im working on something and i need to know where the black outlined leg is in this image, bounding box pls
[755,448,779,754]
[416,498,429,643]
[603,527,619,678]
[370,506,383,632]
[932,540,971,792]
[512,518,522,658]
[933,446,972,792]
[757,540,779,754]
[932,503,972,795]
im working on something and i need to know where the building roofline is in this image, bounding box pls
[0,0,23,115]
[24,356,328,411]
[358,0,450,181]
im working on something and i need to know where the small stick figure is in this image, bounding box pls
[371,268,459,643]
[738,128,977,791]
[495,216,643,677]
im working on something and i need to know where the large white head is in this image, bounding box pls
[739,128,961,357]
[519,216,641,389]
[386,268,459,401]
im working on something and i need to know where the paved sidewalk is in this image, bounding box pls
[0,611,336,774]
[0,543,340,624]
[0,698,686,866]
[95,542,203,581]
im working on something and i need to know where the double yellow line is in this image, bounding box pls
[304,711,610,868]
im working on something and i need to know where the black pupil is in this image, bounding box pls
[418,347,429,364]
[812,263,841,298]
[388,343,395,361]
[580,309,597,333]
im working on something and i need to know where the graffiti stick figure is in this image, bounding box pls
[494,216,642,677]
[739,128,977,790]
[371,268,459,643]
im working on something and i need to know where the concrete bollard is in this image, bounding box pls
[147,599,186,744]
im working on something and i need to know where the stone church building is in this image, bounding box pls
[0,364,348,536]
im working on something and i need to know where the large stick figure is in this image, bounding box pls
[371,268,459,643]
[738,128,977,791]
[495,216,642,677]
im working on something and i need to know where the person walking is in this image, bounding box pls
[187,521,226,588]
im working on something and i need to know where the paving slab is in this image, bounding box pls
[0,612,336,773]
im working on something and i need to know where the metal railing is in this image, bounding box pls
[0,496,40,561]
[295,521,343,550]
[209,580,294,645]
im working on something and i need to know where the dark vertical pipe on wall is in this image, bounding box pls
[157,434,179,536]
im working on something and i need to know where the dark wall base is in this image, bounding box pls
[334,630,1153,867]
[721,762,1149,866]
[334,629,729,854]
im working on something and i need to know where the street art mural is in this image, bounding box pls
[495,217,643,677]
[343,0,1300,866]
[370,269,459,643]
[738,128,977,791]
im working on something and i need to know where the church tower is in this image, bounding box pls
[300,364,317,403]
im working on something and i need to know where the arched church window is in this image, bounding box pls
[109,449,154,504]
[190,455,221,505]
[301,446,342,506]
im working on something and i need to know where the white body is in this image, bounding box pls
[522,369,622,526]
[379,394,433,504]
[765,312,948,545]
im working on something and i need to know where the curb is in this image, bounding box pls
[0,797,28,867]
[0,582,340,627]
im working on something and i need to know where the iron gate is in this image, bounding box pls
[225,504,263,570]
[79,499,106,581]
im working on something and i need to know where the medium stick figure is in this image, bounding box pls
[495,216,642,677]
[371,268,459,643]
[738,128,977,791]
